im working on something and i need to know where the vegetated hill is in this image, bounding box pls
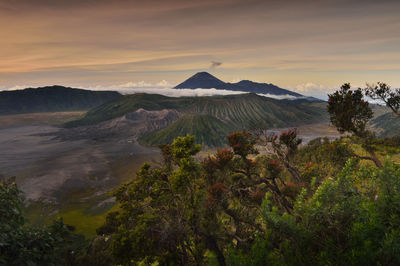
[140,114,231,147]
[174,72,302,97]
[67,93,327,128]
[65,93,184,127]
[66,93,328,146]
[0,86,121,114]
[372,112,400,137]
[57,108,181,141]
[179,93,326,129]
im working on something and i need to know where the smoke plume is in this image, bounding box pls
[210,61,222,68]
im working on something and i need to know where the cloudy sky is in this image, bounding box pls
[1,0,399,98]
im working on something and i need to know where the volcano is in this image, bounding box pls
[174,72,302,97]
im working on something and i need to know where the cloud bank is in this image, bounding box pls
[85,81,303,99]
[289,82,334,100]
[1,81,313,100]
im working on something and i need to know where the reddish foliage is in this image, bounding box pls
[266,159,282,177]
[280,129,297,141]
[285,182,297,188]
[252,190,265,199]
[209,182,227,195]
[215,147,234,167]
[206,182,227,207]
[282,182,300,198]
[203,156,217,174]
[205,193,217,207]
[202,148,233,173]
[279,129,302,153]
[227,131,258,158]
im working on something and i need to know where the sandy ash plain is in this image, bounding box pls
[0,110,340,206]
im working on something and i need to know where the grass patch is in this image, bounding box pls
[53,203,119,237]
[348,141,400,167]
[25,200,119,238]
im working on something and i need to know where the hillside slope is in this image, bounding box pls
[180,93,325,128]
[372,112,400,137]
[0,86,121,114]
[140,114,231,147]
[66,93,328,147]
[67,93,327,128]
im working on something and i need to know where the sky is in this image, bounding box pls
[0,0,399,99]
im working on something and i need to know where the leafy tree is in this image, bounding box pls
[227,159,400,265]
[328,83,373,137]
[328,83,382,167]
[105,135,210,265]
[365,82,400,116]
[226,130,258,159]
[0,178,82,265]
[257,129,302,184]
[102,132,308,265]
[293,137,354,187]
[100,131,400,265]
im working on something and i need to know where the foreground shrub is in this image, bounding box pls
[227,159,400,265]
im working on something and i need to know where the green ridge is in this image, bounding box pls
[67,93,327,128]
[372,112,400,137]
[0,86,121,115]
[66,93,329,146]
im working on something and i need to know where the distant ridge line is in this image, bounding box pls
[174,72,302,97]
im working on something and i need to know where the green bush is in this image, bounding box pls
[227,159,400,265]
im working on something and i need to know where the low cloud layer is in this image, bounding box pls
[1,80,319,100]
[86,82,246,97]
[1,81,309,100]
[290,82,334,100]
[88,82,304,100]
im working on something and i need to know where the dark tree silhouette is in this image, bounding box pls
[328,83,382,167]
[328,83,373,138]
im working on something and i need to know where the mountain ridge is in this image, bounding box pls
[66,93,326,128]
[65,93,328,147]
[0,85,121,114]
[174,72,302,97]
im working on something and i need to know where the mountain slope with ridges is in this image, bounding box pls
[66,93,328,147]
[67,93,327,129]
[372,112,400,137]
[140,114,232,147]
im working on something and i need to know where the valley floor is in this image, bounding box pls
[0,113,341,236]
[0,112,161,235]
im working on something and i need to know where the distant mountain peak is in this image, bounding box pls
[174,72,302,97]
[174,72,225,89]
[192,71,219,78]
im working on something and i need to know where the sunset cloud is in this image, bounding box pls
[0,0,399,89]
